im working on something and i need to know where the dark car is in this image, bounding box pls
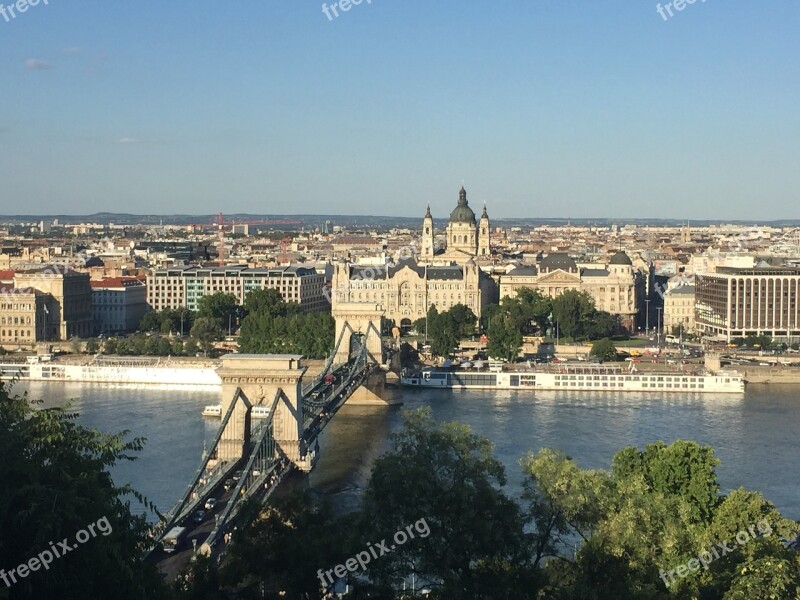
[191,510,206,524]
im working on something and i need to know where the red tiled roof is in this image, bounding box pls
[89,277,145,289]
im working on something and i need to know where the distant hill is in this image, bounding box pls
[2,213,799,228]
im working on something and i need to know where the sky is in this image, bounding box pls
[0,1,798,220]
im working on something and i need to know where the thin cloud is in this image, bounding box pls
[25,58,54,70]
[115,137,137,144]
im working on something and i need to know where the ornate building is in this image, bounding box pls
[331,188,498,330]
[420,187,490,263]
[499,251,643,331]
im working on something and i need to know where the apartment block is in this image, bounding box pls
[91,277,148,334]
[146,265,328,312]
[695,266,800,341]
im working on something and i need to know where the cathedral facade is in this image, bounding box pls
[421,187,490,263]
[331,187,497,330]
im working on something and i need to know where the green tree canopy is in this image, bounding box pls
[191,316,225,352]
[359,409,541,598]
[486,312,522,362]
[551,289,596,340]
[590,338,617,362]
[197,292,240,332]
[0,383,170,599]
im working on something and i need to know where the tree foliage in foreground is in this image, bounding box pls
[179,410,799,600]
[16,375,793,600]
[0,383,171,600]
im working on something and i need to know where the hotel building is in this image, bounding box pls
[695,266,800,341]
[146,265,328,312]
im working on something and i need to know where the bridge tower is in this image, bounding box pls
[216,354,310,467]
[331,302,396,405]
[332,302,385,364]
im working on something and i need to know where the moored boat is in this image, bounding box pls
[201,404,271,418]
[401,364,745,394]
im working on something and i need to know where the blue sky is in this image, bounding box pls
[0,1,798,219]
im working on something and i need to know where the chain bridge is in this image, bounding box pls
[147,304,395,574]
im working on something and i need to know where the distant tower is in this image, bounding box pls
[421,205,434,259]
[478,203,490,257]
[680,222,692,244]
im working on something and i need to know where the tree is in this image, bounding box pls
[243,288,297,319]
[513,288,553,334]
[0,382,170,599]
[481,302,503,334]
[197,292,240,333]
[523,441,800,599]
[486,312,522,362]
[143,335,160,356]
[585,311,617,341]
[184,338,199,356]
[85,338,99,354]
[180,493,355,600]
[191,317,224,353]
[552,290,595,340]
[448,304,478,338]
[238,295,333,359]
[590,338,617,362]
[611,441,721,525]
[428,310,458,358]
[103,338,118,354]
[156,337,173,356]
[138,311,161,332]
[359,409,541,598]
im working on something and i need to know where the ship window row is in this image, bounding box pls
[450,374,497,386]
[552,380,705,389]
[554,375,704,383]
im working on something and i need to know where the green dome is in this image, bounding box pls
[609,251,633,266]
[450,187,476,224]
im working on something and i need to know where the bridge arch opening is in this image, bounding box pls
[400,318,413,334]
[350,332,365,358]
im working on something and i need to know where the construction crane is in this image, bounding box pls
[279,236,292,264]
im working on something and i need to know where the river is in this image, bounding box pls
[10,381,800,522]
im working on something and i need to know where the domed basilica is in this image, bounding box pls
[421,187,490,263]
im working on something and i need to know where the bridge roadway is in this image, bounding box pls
[149,348,380,577]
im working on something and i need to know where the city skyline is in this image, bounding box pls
[1,2,798,219]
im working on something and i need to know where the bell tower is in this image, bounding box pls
[421,205,434,260]
[478,203,490,257]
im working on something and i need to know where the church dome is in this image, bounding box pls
[609,251,633,266]
[449,187,476,224]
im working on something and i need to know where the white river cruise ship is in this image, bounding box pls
[401,364,745,394]
[0,356,221,387]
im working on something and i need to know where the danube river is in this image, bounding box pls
[11,381,800,522]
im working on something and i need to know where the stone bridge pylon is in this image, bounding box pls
[216,354,309,467]
[332,302,397,405]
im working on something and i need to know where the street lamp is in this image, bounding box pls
[645,299,651,336]
[656,307,663,344]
